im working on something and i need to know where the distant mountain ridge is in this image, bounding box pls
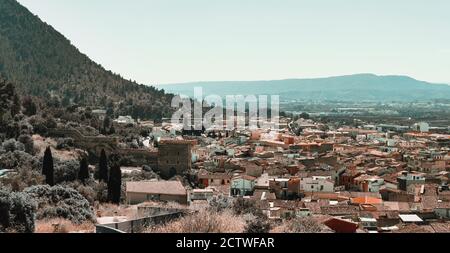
[159,74,450,102]
[0,0,174,120]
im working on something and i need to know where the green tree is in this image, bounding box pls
[0,190,36,233]
[78,157,89,183]
[245,217,271,233]
[109,124,116,135]
[300,112,310,120]
[0,77,15,121]
[103,116,111,130]
[42,147,54,186]
[22,96,37,116]
[107,154,122,204]
[98,149,108,182]
[11,93,21,116]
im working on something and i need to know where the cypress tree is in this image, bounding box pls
[98,149,108,182]
[78,157,89,183]
[42,147,54,186]
[109,124,116,135]
[11,93,21,116]
[103,116,111,130]
[0,77,14,121]
[107,154,122,204]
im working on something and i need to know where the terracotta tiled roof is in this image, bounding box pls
[304,200,331,214]
[126,181,187,196]
[271,200,304,209]
[350,196,383,205]
[323,217,359,233]
[321,205,359,215]
[430,222,450,233]
[436,202,450,209]
[303,192,340,200]
[421,196,439,210]
[394,224,435,233]
[232,174,257,181]
[375,202,410,212]
[339,192,382,199]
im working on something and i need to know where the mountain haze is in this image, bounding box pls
[0,0,174,120]
[159,74,450,102]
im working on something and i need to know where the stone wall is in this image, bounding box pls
[95,211,186,233]
[49,128,159,167]
[49,128,118,154]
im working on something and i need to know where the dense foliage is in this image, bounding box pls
[0,190,36,233]
[245,217,271,233]
[0,150,40,171]
[78,157,89,183]
[24,185,95,224]
[98,149,108,182]
[107,154,122,204]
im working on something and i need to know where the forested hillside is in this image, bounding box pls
[0,0,174,121]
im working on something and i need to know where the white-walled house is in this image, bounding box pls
[300,176,334,193]
[189,189,214,202]
[397,171,426,191]
[413,122,430,133]
[230,175,257,196]
[115,115,135,125]
[354,175,385,193]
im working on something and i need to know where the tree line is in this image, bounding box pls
[42,147,122,204]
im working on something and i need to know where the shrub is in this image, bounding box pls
[0,167,45,192]
[208,195,234,213]
[35,218,95,233]
[0,150,40,171]
[78,125,98,136]
[233,197,263,217]
[28,116,56,136]
[122,170,159,182]
[245,217,271,233]
[93,181,109,204]
[24,185,95,224]
[2,139,25,152]
[18,134,35,154]
[54,159,79,184]
[0,190,37,233]
[147,209,245,233]
[2,121,20,139]
[273,217,326,233]
[29,116,48,136]
[62,179,109,205]
[18,120,33,136]
[22,96,37,116]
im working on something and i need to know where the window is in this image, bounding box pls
[311,185,314,189]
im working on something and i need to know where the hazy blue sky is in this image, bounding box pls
[17,0,450,85]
